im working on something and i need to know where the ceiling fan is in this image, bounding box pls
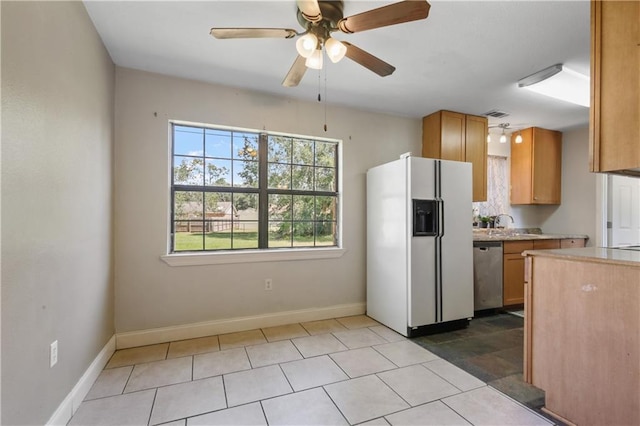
[210,0,431,87]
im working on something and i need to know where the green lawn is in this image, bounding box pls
[174,231,334,251]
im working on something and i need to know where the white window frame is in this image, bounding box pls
[161,120,345,266]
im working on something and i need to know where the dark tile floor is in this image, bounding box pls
[411,312,562,423]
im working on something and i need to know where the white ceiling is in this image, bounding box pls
[83,0,591,133]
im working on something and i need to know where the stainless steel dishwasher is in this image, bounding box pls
[473,241,503,311]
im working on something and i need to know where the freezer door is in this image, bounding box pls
[408,157,437,327]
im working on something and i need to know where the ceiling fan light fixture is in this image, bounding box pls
[325,37,347,63]
[295,33,318,58]
[487,134,491,143]
[499,133,507,144]
[305,48,323,69]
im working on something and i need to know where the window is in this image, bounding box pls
[170,123,340,252]
[473,155,508,217]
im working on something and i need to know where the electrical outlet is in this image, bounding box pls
[50,340,58,368]
[264,278,273,291]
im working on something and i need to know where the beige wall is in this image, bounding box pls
[1,2,115,425]
[113,67,422,333]
[539,126,597,242]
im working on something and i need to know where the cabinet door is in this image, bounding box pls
[503,253,526,306]
[466,115,488,202]
[532,128,562,204]
[561,238,586,248]
[533,239,561,250]
[440,111,465,162]
[511,127,562,205]
[510,128,533,204]
[421,110,487,202]
[590,0,640,173]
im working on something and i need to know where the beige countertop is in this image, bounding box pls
[523,247,640,267]
[472,229,589,242]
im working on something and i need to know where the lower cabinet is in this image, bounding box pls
[503,253,526,306]
[502,238,587,307]
[524,253,640,425]
[502,241,533,306]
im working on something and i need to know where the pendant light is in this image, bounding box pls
[489,123,522,144]
[499,126,507,144]
[515,132,523,144]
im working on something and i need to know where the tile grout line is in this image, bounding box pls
[221,374,229,416]
[319,384,350,425]
[146,388,158,426]
[439,396,479,426]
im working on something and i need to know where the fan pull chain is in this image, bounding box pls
[317,69,321,102]
[323,66,328,132]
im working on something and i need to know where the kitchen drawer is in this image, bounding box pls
[503,240,534,254]
[533,239,561,250]
[561,238,586,248]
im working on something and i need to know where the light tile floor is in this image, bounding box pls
[70,315,554,425]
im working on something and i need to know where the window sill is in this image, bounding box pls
[161,247,346,266]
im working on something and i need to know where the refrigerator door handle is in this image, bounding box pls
[438,199,445,237]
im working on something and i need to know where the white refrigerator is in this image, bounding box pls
[366,155,473,337]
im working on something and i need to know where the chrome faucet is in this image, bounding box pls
[493,214,515,232]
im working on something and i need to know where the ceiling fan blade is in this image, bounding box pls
[282,55,308,87]
[338,0,430,34]
[296,0,323,23]
[342,42,396,77]
[210,28,297,39]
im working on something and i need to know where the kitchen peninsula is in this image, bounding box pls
[523,247,640,425]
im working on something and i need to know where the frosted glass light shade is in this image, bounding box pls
[518,64,589,107]
[499,134,507,143]
[305,48,323,69]
[515,134,523,144]
[325,37,347,63]
[296,33,318,58]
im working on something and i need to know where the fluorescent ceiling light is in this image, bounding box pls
[518,64,589,107]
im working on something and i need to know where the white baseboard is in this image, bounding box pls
[46,335,116,426]
[116,302,366,349]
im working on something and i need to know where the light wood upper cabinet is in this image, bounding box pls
[422,110,488,201]
[466,115,489,202]
[590,0,640,176]
[510,127,562,205]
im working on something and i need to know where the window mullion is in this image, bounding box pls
[201,131,206,251]
[258,133,269,248]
